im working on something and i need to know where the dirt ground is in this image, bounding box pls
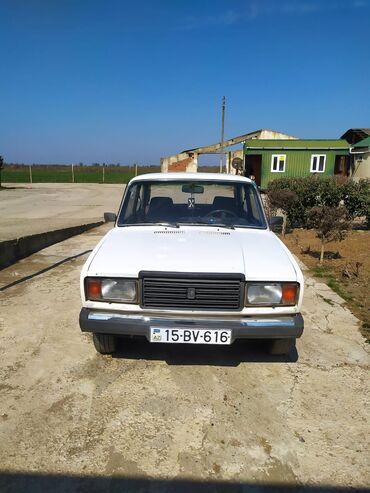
[282,230,370,341]
[0,224,369,492]
[0,183,124,241]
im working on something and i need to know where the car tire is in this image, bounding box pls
[93,333,117,354]
[268,338,296,355]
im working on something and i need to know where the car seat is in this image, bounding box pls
[212,196,238,213]
[146,197,174,221]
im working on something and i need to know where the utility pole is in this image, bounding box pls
[219,96,225,173]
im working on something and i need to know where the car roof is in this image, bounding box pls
[129,172,253,184]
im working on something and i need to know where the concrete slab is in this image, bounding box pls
[0,183,125,241]
[0,220,104,270]
[0,226,369,491]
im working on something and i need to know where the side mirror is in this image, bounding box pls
[104,212,117,222]
[269,216,283,226]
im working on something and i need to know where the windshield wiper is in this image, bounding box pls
[191,221,235,230]
[117,222,180,228]
[209,223,235,230]
[155,222,180,228]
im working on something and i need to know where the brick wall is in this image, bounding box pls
[168,157,193,172]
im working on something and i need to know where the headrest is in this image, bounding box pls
[149,197,174,209]
[212,196,236,209]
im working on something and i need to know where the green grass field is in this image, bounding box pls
[1,165,161,184]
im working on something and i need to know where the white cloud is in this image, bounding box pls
[176,0,369,31]
[250,0,370,17]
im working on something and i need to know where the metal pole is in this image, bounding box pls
[71,163,74,183]
[219,96,225,173]
[135,163,138,176]
[102,165,105,183]
[29,164,33,185]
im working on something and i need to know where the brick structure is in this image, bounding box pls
[160,129,296,173]
[168,157,193,172]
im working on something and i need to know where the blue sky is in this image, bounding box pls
[0,0,369,164]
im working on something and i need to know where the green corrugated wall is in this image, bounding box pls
[244,148,349,189]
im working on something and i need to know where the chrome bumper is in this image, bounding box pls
[79,309,304,341]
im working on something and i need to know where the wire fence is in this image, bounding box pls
[1,165,161,184]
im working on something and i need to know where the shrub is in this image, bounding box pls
[266,176,369,228]
[266,176,325,226]
[306,206,352,264]
[315,175,347,207]
[265,188,297,237]
[342,179,370,225]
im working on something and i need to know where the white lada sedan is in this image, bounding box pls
[79,173,304,356]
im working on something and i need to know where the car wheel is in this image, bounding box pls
[93,333,117,354]
[268,338,296,355]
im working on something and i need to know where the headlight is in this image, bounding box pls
[85,277,138,303]
[246,282,298,306]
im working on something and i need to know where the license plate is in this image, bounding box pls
[150,327,232,345]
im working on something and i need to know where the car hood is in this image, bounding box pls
[87,226,298,281]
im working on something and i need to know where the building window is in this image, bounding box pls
[271,154,286,172]
[310,154,326,173]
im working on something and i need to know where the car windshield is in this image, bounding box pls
[117,180,267,229]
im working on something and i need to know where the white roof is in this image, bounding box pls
[130,172,252,184]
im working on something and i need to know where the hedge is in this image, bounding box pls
[266,176,370,227]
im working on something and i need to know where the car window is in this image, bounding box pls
[117,180,267,229]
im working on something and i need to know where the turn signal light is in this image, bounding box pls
[86,278,102,300]
[282,283,298,305]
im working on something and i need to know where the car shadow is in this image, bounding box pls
[113,338,298,366]
[0,472,368,493]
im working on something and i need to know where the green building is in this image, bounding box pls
[243,139,350,189]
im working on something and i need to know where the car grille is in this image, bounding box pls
[140,273,244,311]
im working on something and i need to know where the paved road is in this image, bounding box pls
[0,183,124,241]
[0,225,369,492]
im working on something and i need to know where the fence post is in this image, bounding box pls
[135,163,138,177]
[102,165,105,183]
[29,165,33,185]
[71,163,75,183]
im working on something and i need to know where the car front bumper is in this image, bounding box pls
[79,308,304,342]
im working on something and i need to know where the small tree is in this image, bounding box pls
[306,206,351,264]
[0,155,4,188]
[266,188,298,237]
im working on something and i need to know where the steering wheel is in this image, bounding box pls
[205,209,239,219]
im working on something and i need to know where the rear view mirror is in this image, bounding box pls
[182,183,204,194]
